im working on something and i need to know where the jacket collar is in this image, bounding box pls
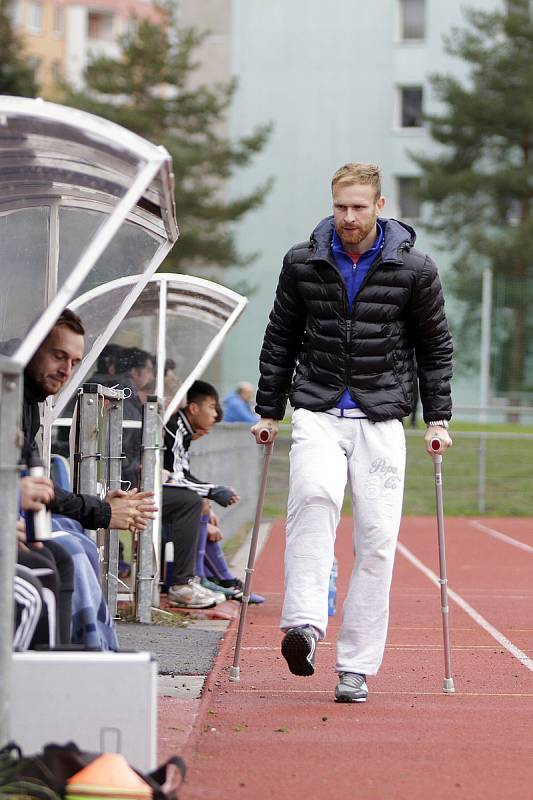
[24,371,48,404]
[308,216,416,265]
[177,408,195,437]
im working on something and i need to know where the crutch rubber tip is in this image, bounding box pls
[443,678,456,694]
[258,429,271,443]
[229,666,240,682]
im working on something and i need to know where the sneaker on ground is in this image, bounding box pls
[201,577,242,601]
[168,579,216,609]
[211,577,264,604]
[190,576,226,605]
[281,625,317,677]
[334,672,368,703]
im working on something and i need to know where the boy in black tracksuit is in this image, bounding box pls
[162,381,239,608]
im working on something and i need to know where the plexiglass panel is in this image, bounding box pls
[0,207,50,353]
[57,208,104,287]
[165,313,220,400]
[60,210,161,294]
[52,275,246,447]
[50,221,164,414]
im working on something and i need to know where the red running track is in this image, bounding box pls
[165,515,533,800]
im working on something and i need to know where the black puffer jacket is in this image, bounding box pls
[256,216,453,423]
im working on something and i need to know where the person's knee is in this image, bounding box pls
[291,487,343,513]
[185,491,203,513]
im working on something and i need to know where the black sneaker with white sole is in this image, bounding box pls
[281,626,317,676]
[334,672,368,703]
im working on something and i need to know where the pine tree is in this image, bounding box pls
[0,0,38,96]
[412,0,533,400]
[62,18,272,273]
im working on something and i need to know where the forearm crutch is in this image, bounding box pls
[431,436,456,694]
[229,429,273,682]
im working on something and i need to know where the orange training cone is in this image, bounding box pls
[65,752,152,799]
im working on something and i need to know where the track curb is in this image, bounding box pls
[180,522,273,764]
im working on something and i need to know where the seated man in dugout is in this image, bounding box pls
[21,310,157,554]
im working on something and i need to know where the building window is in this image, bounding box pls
[505,0,530,14]
[6,0,22,27]
[27,55,42,83]
[398,86,424,128]
[397,177,422,219]
[399,0,426,40]
[53,6,64,36]
[88,11,114,41]
[27,1,43,33]
[51,59,63,82]
[123,16,138,36]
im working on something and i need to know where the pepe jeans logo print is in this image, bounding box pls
[369,458,402,490]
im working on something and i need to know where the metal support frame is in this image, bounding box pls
[102,394,124,618]
[0,359,23,747]
[74,383,125,605]
[136,396,163,624]
[74,385,101,502]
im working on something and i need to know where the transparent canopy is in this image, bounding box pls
[64,273,248,422]
[0,95,178,375]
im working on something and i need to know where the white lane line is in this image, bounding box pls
[469,520,533,554]
[396,541,533,673]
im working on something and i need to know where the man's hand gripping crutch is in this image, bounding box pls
[228,418,278,682]
[424,423,455,694]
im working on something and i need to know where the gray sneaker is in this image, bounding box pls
[168,579,217,609]
[335,672,368,703]
[190,576,226,605]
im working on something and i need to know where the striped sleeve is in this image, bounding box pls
[166,418,215,497]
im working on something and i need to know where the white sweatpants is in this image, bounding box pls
[280,408,406,676]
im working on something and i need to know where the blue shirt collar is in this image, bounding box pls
[331,220,384,260]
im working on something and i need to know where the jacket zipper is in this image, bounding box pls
[344,319,351,390]
[355,253,383,299]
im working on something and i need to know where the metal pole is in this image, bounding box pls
[480,268,493,425]
[0,359,23,747]
[230,432,273,682]
[41,398,54,476]
[75,385,101,495]
[155,280,167,401]
[136,396,162,623]
[103,392,124,618]
[478,433,487,514]
[430,438,456,694]
[75,385,102,544]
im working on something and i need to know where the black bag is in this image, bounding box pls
[0,741,186,799]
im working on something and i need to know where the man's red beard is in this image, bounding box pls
[338,217,376,248]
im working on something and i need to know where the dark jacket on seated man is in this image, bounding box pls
[22,373,111,530]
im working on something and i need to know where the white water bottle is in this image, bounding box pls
[25,455,53,541]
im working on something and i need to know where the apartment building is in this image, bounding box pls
[8,0,160,96]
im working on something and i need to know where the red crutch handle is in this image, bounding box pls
[431,436,443,453]
[258,428,272,444]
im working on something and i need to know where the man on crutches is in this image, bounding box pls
[251,162,453,703]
